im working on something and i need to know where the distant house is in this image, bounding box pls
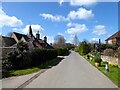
[1,25,53,49]
[105,30,120,45]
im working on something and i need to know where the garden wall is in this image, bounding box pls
[101,55,118,63]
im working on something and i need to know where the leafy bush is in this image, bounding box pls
[56,48,69,56]
[31,49,58,66]
[118,47,120,68]
[93,56,102,63]
[74,47,79,52]
[104,49,114,56]
[3,41,58,70]
[7,50,32,69]
[79,41,91,55]
[109,62,118,67]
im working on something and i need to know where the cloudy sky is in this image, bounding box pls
[0,1,118,44]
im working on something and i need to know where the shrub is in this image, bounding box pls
[56,48,69,56]
[79,41,90,55]
[4,48,58,70]
[4,41,58,70]
[6,49,32,69]
[74,47,79,52]
[109,62,118,67]
[104,49,114,56]
[118,47,120,68]
[31,49,58,66]
[4,41,31,69]
[93,56,102,63]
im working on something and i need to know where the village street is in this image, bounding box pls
[24,51,117,88]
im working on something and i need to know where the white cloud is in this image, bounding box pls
[68,8,94,20]
[13,28,19,31]
[70,0,97,6]
[59,0,64,5]
[90,38,99,43]
[92,25,107,36]
[66,22,88,34]
[58,32,63,36]
[40,8,94,22]
[22,24,44,36]
[0,8,23,28]
[40,13,69,22]
[67,22,73,27]
[46,36,54,44]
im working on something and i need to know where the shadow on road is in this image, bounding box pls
[38,57,64,69]
[44,51,71,69]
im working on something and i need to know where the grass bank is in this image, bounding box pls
[3,57,63,78]
[84,55,120,88]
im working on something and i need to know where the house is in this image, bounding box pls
[105,30,120,45]
[1,25,53,49]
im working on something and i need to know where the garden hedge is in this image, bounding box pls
[56,48,69,56]
[3,49,58,70]
[31,49,58,66]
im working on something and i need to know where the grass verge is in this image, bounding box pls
[84,55,120,88]
[3,57,62,78]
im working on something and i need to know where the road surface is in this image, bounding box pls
[25,51,117,88]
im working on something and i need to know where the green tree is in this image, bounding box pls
[7,41,30,69]
[79,41,90,55]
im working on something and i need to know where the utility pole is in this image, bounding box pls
[99,39,101,58]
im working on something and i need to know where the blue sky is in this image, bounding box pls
[0,1,118,44]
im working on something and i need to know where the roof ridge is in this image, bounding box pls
[13,32,27,36]
[105,30,120,41]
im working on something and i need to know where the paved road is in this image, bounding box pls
[25,51,117,88]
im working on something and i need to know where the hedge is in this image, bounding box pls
[3,47,69,72]
[31,49,58,66]
[3,49,58,70]
[56,48,69,56]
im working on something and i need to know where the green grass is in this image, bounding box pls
[98,64,120,87]
[3,66,41,77]
[84,55,120,88]
[9,67,40,76]
[3,58,60,78]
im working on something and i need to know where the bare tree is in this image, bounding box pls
[72,35,79,46]
[53,35,66,48]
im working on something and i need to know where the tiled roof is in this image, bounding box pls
[2,31,53,49]
[105,30,120,41]
[13,32,29,41]
[2,36,16,47]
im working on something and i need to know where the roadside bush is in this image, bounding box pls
[56,48,69,56]
[2,41,30,70]
[31,49,58,66]
[3,41,58,70]
[6,49,32,70]
[118,47,120,68]
[4,49,58,70]
[79,41,90,55]
[109,62,118,67]
[74,47,79,52]
[93,56,102,63]
[104,49,114,56]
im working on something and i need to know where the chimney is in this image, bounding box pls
[36,31,40,39]
[44,36,47,42]
[28,25,33,38]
